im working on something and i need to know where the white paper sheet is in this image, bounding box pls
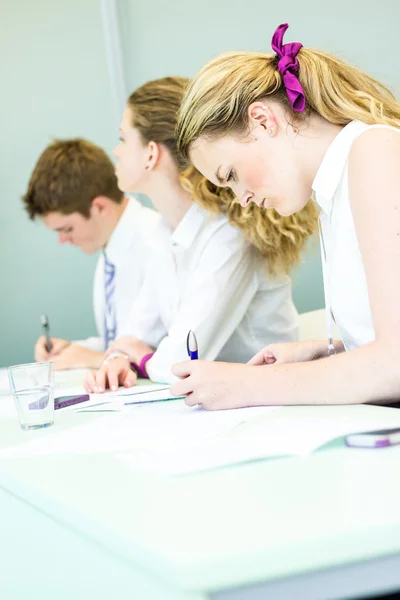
[89,382,169,397]
[0,402,275,458]
[67,384,174,412]
[116,409,400,476]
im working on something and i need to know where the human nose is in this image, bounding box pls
[58,232,69,244]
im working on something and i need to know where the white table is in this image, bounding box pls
[1,370,400,599]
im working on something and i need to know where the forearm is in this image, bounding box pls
[74,346,104,369]
[252,340,400,406]
[51,345,104,371]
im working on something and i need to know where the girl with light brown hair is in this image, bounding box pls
[172,23,400,408]
[85,75,312,390]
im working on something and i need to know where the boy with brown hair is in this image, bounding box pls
[23,138,161,370]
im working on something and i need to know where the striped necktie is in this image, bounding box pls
[103,251,117,349]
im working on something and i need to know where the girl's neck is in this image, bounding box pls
[144,171,193,231]
[297,114,344,188]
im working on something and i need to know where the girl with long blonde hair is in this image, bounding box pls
[172,23,400,408]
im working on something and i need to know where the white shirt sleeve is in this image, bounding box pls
[146,228,259,383]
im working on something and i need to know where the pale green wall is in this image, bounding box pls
[0,0,116,367]
[1,0,398,366]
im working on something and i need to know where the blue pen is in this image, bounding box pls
[186,330,199,360]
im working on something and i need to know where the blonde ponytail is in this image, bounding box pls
[176,45,400,162]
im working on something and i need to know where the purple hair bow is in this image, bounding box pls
[271,23,306,112]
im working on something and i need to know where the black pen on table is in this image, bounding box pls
[41,314,53,353]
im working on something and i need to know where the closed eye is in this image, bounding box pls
[226,169,235,183]
[55,227,73,233]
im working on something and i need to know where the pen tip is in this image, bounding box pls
[187,330,198,352]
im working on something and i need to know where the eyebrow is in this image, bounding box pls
[215,165,224,185]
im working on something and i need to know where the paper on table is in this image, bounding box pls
[5,397,399,472]
[0,401,275,458]
[73,385,177,412]
[115,407,400,476]
[115,424,303,477]
[55,380,169,401]
[102,383,170,397]
[116,423,303,477]
[116,437,287,477]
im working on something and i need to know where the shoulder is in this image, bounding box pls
[126,196,161,226]
[347,125,400,217]
[202,212,249,248]
[136,202,163,231]
[349,125,400,170]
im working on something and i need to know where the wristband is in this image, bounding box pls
[130,352,154,379]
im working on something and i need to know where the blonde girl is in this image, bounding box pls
[172,23,400,408]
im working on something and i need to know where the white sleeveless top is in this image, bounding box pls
[312,120,400,351]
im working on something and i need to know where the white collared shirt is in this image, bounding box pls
[313,120,400,350]
[122,204,299,383]
[76,197,162,352]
